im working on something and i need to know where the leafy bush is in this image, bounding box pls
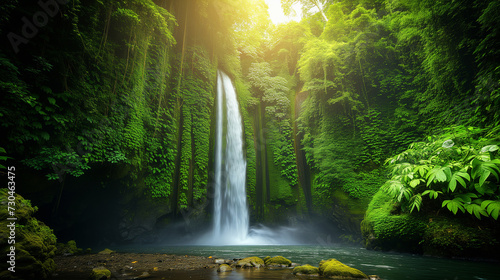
[382,125,500,219]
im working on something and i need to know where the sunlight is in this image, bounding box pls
[264,0,302,25]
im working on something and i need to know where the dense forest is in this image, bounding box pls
[1,0,499,278]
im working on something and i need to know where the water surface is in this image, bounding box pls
[117,244,498,280]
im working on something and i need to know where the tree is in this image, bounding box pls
[281,0,329,22]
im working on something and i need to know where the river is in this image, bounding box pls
[116,244,498,280]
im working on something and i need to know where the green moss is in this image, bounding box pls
[293,264,319,275]
[361,189,426,253]
[56,240,83,256]
[236,256,265,267]
[267,144,296,206]
[97,248,115,255]
[89,266,111,280]
[363,189,500,258]
[265,256,292,266]
[0,189,57,279]
[217,264,233,272]
[319,259,368,279]
[420,217,500,258]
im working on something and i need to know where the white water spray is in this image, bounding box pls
[212,71,249,244]
[196,71,304,245]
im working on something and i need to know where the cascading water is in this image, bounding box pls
[197,70,303,245]
[212,70,249,244]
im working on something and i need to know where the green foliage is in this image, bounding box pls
[420,217,500,258]
[0,147,10,170]
[0,189,57,279]
[23,147,90,180]
[383,125,500,219]
[362,189,427,252]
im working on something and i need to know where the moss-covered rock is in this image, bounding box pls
[217,264,233,272]
[319,259,368,279]
[263,256,271,263]
[264,256,292,266]
[420,217,500,259]
[362,189,500,259]
[361,190,426,253]
[292,264,319,275]
[0,189,57,280]
[236,256,264,267]
[89,266,111,280]
[56,240,83,256]
[97,248,115,255]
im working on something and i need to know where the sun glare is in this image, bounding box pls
[264,0,301,25]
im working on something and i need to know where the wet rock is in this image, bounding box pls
[214,258,225,264]
[0,189,57,280]
[133,271,150,279]
[56,240,83,256]
[236,256,264,267]
[265,256,292,267]
[89,266,111,280]
[319,259,368,279]
[293,264,320,275]
[217,264,233,272]
[98,249,115,255]
[369,275,381,280]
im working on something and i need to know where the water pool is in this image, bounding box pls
[114,244,499,280]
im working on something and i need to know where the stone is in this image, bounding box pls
[319,259,368,279]
[0,189,57,280]
[89,266,111,280]
[217,264,233,272]
[97,249,115,255]
[293,264,320,275]
[236,256,265,267]
[264,256,292,266]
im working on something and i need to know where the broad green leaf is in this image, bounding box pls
[455,193,477,203]
[480,145,499,153]
[448,171,470,192]
[426,166,450,186]
[414,165,430,177]
[422,189,442,199]
[442,199,465,215]
[481,200,500,220]
[409,179,421,188]
[465,203,488,220]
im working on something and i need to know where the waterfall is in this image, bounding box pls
[212,70,249,244]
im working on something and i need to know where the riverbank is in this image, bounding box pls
[53,252,217,279]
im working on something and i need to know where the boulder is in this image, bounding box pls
[236,256,264,267]
[89,266,111,280]
[217,264,233,272]
[97,248,115,255]
[292,264,319,275]
[56,240,83,256]
[319,259,368,279]
[0,189,57,280]
[264,256,292,267]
